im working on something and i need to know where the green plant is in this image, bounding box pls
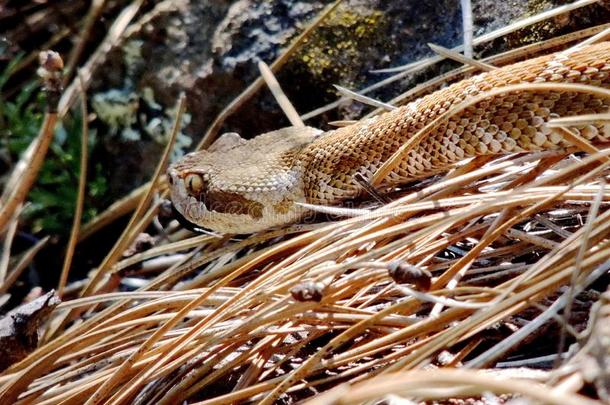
[0,59,108,235]
[26,117,108,234]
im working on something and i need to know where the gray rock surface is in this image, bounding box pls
[91,0,610,194]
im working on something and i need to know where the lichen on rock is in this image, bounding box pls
[295,7,387,88]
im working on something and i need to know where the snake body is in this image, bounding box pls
[169,41,610,233]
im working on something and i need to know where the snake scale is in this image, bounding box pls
[168,41,610,233]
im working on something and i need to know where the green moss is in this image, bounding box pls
[506,0,567,48]
[0,58,108,235]
[294,7,387,89]
[25,116,109,234]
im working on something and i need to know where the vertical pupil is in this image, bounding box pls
[186,175,205,199]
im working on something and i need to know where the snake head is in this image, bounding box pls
[167,127,321,233]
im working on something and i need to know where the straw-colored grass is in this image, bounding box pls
[3,143,610,403]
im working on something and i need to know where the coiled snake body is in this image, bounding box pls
[168,42,610,233]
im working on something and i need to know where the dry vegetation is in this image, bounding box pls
[1,0,610,404]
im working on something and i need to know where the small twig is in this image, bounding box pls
[295,202,370,217]
[62,0,107,85]
[303,369,597,405]
[0,237,50,294]
[529,302,581,338]
[58,73,90,297]
[465,259,610,368]
[394,284,489,309]
[460,0,473,59]
[79,182,152,241]
[0,51,63,233]
[534,214,573,239]
[333,85,396,111]
[327,120,357,127]
[258,61,304,127]
[565,26,610,53]
[431,208,510,316]
[505,228,559,250]
[553,126,608,161]
[353,173,391,204]
[428,43,495,72]
[556,180,605,366]
[547,113,610,128]
[496,353,569,368]
[0,205,22,283]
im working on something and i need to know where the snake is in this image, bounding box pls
[168,41,610,233]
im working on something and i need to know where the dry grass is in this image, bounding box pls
[4,144,610,404]
[1,1,610,405]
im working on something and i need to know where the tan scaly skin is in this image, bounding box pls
[168,41,610,234]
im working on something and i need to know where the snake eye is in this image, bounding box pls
[185,173,205,195]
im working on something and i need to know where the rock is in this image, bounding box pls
[89,0,610,196]
[0,291,60,372]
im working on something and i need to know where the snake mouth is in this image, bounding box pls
[170,204,209,234]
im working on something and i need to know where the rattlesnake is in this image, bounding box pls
[168,41,610,233]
